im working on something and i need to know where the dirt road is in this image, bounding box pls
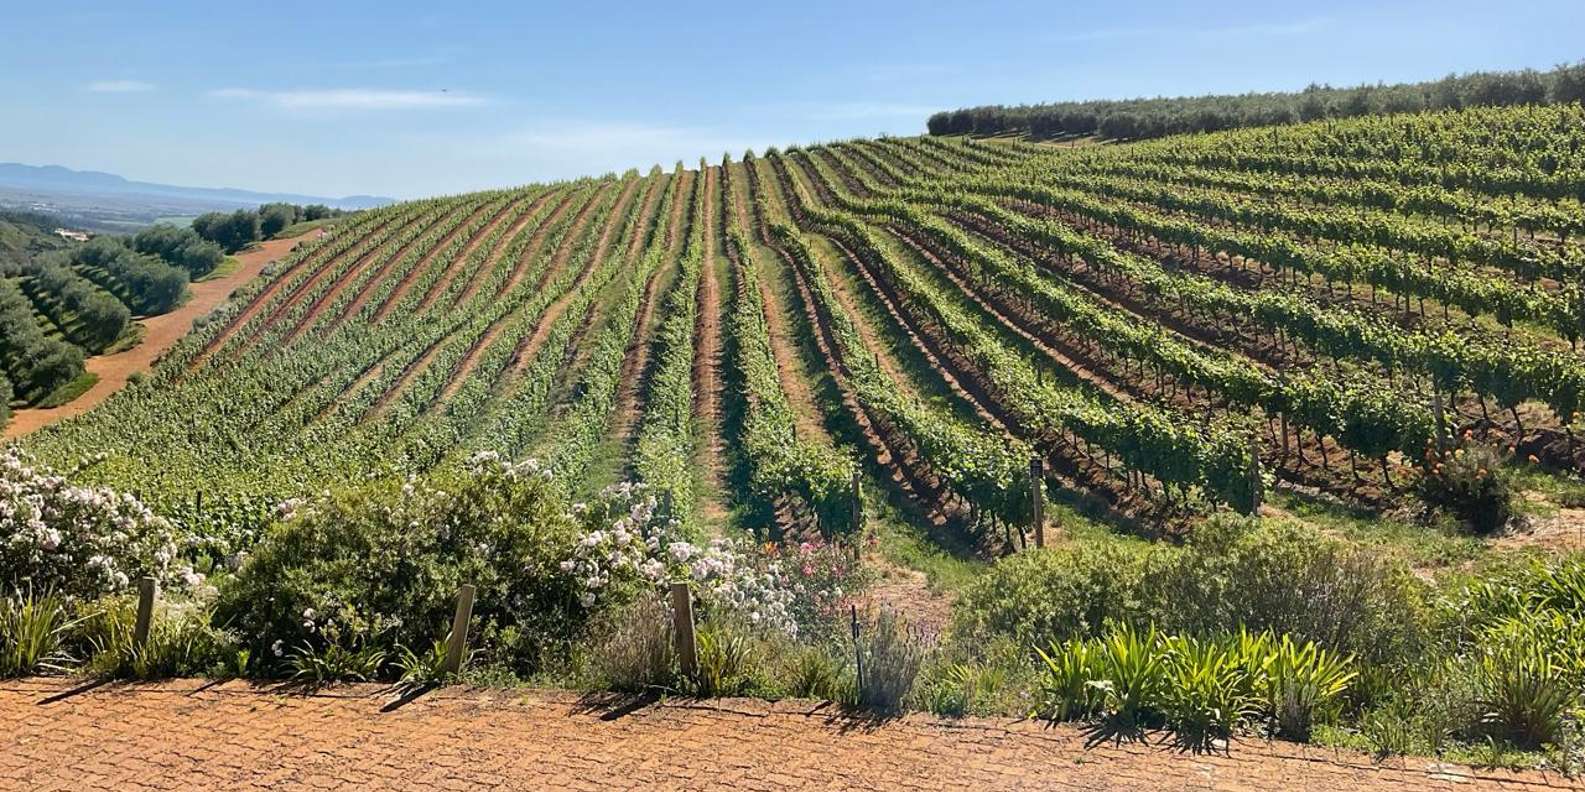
[4,232,318,438]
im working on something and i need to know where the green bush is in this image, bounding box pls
[690,622,763,698]
[778,645,851,703]
[952,540,1150,647]
[215,464,590,677]
[957,522,1429,669]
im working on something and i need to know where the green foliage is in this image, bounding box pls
[132,224,224,279]
[192,210,261,253]
[287,641,388,684]
[1032,626,1356,746]
[394,638,453,688]
[778,645,851,702]
[77,596,236,680]
[929,61,1585,140]
[957,522,1428,668]
[0,592,75,677]
[690,621,763,698]
[214,463,591,677]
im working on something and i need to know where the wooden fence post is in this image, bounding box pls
[1029,458,1045,548]
[133,577,157,649]
[442,584,476,676]
[670,583,698,680]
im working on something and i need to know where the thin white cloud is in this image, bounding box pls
[208,87,486,110]
[1057,17,1329,43]
[87,80,155,93]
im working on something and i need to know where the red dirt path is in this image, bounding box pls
[4,233,317,439]
[1,678,1574,791]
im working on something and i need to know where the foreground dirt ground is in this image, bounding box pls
[2,679,1576,791]
[4,231,320,439]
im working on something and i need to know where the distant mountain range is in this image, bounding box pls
[0,162,394,211]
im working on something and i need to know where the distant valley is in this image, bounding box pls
[0,162,393,232]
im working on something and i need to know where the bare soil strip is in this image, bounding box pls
[692,166,730,525]
[6,233,317,438]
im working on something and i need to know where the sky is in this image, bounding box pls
[2,0,1582,199]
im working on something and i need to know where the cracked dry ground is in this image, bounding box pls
[5,680,1581,790]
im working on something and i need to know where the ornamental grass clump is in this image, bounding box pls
[1032,626,1356,748]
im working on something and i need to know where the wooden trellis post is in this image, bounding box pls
[133,577,157,649]
[849,470,863,536]
[1246,436,1264,516]
[670,583,698,679]
[443,584,476,676]
[1029,457,1045,549]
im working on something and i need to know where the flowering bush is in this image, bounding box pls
[215,453,589,675]
[0,448,192,600]
[562,482,801,635]
[1418,441,1515,534]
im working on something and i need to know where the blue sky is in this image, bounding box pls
[3,0,1581,199]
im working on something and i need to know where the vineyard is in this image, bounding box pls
[15,104,1585,552]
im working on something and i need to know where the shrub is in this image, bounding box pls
[952,541,1150,647]
[779,644,850,702]
[1159,634,1259,749]
[918,661,1009,718]
[1418,443,1515,534]
[1031,627,1357,744]
[215,458,590,677]
[958,523,1429,669]
[1265,634,1357,741]
[1154,519,1430,668]
[0,448,191,601]
[585,597,675,692]
[690,621,764,698]
[857,609,926,709]
[1465,620,1578,749]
